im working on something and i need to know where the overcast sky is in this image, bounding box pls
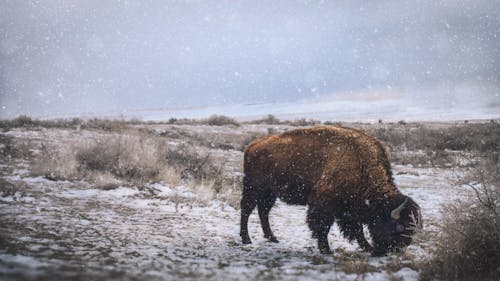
[0,0,499,119]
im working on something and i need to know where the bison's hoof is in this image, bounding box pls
[241,237,252,244]
[267,236,279,243]
[371,250,387,257]
[319,248,332,255]
[363,245,375,253]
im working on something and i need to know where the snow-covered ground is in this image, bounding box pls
[0,163,470,281]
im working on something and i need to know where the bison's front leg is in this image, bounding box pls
[307,204,334,254]
[337,220,374,253]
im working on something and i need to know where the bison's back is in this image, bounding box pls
[244,126,395,204]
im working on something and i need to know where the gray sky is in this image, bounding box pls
[0,0,499,119]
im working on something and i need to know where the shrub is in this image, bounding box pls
[14,115,35,127]
[79,135,175,184]
[0,134,33,160]
[32,142,79,181]
[205,115,240,126]
[0,115,34,130]
[163,143,221,182]
[76,141,120,172]
[421,154,500,281]
[238,132,265,151]
[323,121,342,126]
[81,118,128,131]
[252,114,281,125]
[32,132,227,188]
[288,118,321,127]
[33,134,172,185]
[267,127,278,135]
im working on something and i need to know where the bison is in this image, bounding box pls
[240,126,422,255]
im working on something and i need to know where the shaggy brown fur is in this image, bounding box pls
[240,126,421,255]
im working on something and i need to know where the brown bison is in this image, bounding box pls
[240,126,422,255]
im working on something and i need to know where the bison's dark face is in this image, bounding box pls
[371,197,422,255]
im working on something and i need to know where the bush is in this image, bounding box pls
[205,115,240,126]
[83,135,190,184]
[31,131,228,190]
[81,118,128,131]
[251,114,281,125]
[238,132,265,151]
[323,120,342,126]
[32,142,79,181]
[33,134,167,184]
[288,118,321,127]
[163,143,221,182]
[76,142,120,173]
[421,154,500,281]
[0,115,34,130]
[0,134,33,160]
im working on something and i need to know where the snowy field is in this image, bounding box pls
[0,123,478,280]
[0,166,469,281]
[113,94,500,124]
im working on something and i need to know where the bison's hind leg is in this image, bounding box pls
[258,194,278,243]
[307,204,335,254]
[240,188,258,244]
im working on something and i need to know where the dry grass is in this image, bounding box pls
[332,251,378,277]
[31,142,80,181]
[75,134,168,184]
[30,132,226,190]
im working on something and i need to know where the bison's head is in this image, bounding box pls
[370,196,422,256]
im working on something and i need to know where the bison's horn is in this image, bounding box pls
[391,198,408,220]
[417,209,423,229]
